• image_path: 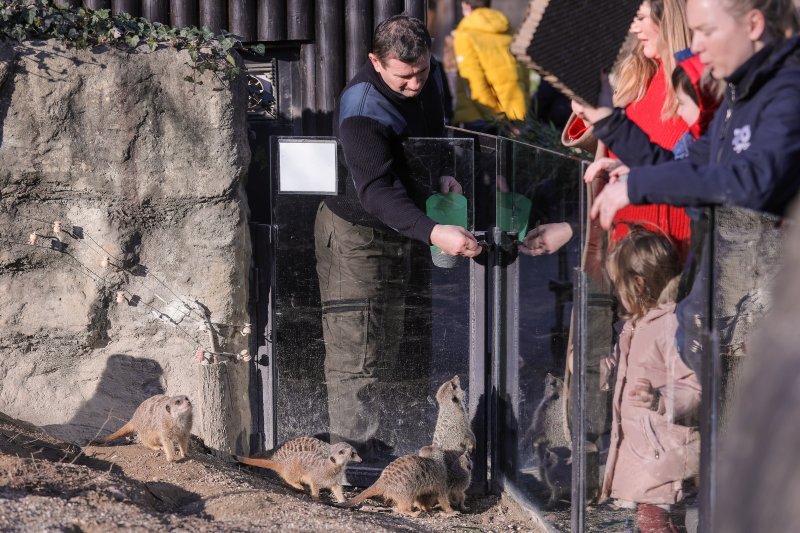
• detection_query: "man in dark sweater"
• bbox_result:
[314,15,481,458]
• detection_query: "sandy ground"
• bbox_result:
[0,413,548,532]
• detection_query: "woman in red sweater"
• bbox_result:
[565,0,694,261]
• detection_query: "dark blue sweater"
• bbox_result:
[594,36,800,216]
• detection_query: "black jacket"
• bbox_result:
[594,36,800,216]
[324,59,446,244]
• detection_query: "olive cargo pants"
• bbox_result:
[314,202,409,449]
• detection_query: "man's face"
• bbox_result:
[369,52,431,98]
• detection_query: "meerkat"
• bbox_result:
[237,441,361,503]
[92,394,193,463]
[415,449,472,512]
[526,373,571,456]
[432,375,476,454]
[269,436,330,459]
[430,375,476,510]
[346,445,455,517]
[523,373,573,508]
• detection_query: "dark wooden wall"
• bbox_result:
[64,0,423,44]
[63,0,425,133]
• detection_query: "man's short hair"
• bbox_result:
[372,15,431,64]
[463,0,490,8]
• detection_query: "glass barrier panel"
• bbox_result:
[575,190,710,531]
[711,206,781,432]
[270,137,480,483]
[494,137,583,529]
[704,206,782,530]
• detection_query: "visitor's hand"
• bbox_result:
[584,157,622,183]
[518,223,573,256]
[430,225,482,257]
[571,99,613,125]
[608,164,630,183]
[590,181,630,230]
[628,378,659,410]
[439,175,463,194]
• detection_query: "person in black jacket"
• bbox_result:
[314,15,482,459]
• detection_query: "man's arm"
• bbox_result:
[340,115,438,243]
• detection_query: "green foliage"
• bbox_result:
[0,0,264,82]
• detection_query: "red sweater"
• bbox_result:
[567,64,691,262]
[615,63,690,261]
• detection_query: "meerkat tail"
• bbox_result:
[345,482,382,507]
[93,421,135,444]
[236,456,284,476]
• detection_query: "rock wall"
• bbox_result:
[0,40,253,454]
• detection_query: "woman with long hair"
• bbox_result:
[536,0,697,261]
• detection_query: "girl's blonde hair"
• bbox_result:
[724,0,800,38]
[613,0,692,119]
[606,227,682,322]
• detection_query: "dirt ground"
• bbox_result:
[0,413,547,532]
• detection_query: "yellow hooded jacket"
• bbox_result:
[452,8,528,123]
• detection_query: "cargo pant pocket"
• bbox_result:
[322,299,373,376]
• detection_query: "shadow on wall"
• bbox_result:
[43,354,165,444]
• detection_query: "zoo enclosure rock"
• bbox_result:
[0,40,253,454]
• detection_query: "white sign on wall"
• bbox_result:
[277,138,338,195]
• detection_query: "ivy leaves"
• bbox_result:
[0,0,262,83]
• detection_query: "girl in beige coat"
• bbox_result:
[603,228,701,532]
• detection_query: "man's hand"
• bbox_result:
[430,225,482,257]
[584,157,622,183]
[590,180,630,230]
[518,223,573,256]
[439,175,463,194]
[628,378,660,411]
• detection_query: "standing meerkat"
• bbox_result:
[432,375,476,453]
[431,375,476,510]
[346,445,455,517]
[93,394,193,463]
[237,441,361,503]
